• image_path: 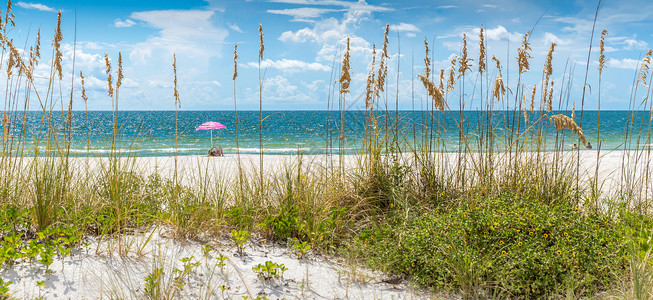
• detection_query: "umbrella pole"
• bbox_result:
[211,130,214,148]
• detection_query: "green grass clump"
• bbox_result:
[353,193,628,297]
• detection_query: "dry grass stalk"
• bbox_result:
[457,33,472,78]
[54,11,64,80]
[438,69,444,92]
[80,71,88,102]
[571,101,576,120]
[418,74,445,111]
[492,72,505,101]
[66,94,73,125]
[116,52,123,90]
[2,113,7,144]
[365,44,376,109]
[423,38,430,78]
[104,54,113,97]
[547,79,554,112]
[637,49,652,87]
[492,55,501,70]
[522,94,528,123]
[258,24,264,60]
[6,41,15,77]
[447,56,456,91]
[551,114,589,147]
[375,24,389,96]
[478,26,486,74]
[339,37,351,94]
[529,84,536,112]
[233,43,239,80]
[173,54,180,107]
[491,56,505,101]
[3,0,15,30]
[599,29,608,74]
[517,31,532,74]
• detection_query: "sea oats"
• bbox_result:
[547,79,554,112]
[173,54,180,107]
[457,33,472,78]
[54,11,63,80]
[491,55,501,71]
[80,71,88,103]
[339,37,351,94]
[542,42,556,104]
[418,74,445,111]
[104,54,113,97]
[492,72,505,100]
[4,0,15,29]
[598,29,607,74]
[116,52,123,90]
[637,49,652,87]
[438,69,445,94]
[529,84,536,112]
[365,44,376,109]
[517,31,532,74]
[258,24,264,60]
[447,56,457,91]
[424,38,431,78]
[6,41,15,77]
[478,25,486,74]
[551,114,589,147]
[35,29,41,61]
[376,24,389,96]
[571,101,576,120]
[233,43,239,80]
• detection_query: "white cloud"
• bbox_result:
[607,58,639,70]
[245,58,330,73]
[436,5,457,9]
[543,32,571,46]
[16,2,55,12]
[262,75,314,103]
[227,23,242,33]
[390,22,420,33]
[127,9,229,62]
[266,0,392,13]
[114,19,136,28]
[267,7,341,21]
[279,28,319,42]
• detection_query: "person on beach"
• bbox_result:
[586,142,592,149]
[208,147,223,157]
[572,144,578,150]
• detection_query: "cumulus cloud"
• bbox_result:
[390,22,420,33]
[607,58,640,70]
[16,2,55,12]
[114,19,136,28]
[267,7,341,21]
[227,22,243,33]
[127,9,229,62]
[245,59,330,73]
[279,28,319,42]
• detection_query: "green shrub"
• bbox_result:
[353,193,628,297]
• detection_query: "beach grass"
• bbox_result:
[1,4,653,299]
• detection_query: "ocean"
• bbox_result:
[1,110,651,156]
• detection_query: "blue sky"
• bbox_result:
[6,0,653,110]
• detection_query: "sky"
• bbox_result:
[5,0,653,110]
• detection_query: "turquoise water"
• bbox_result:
[1,110,651,156]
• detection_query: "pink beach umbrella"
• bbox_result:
[195,121,227,148]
